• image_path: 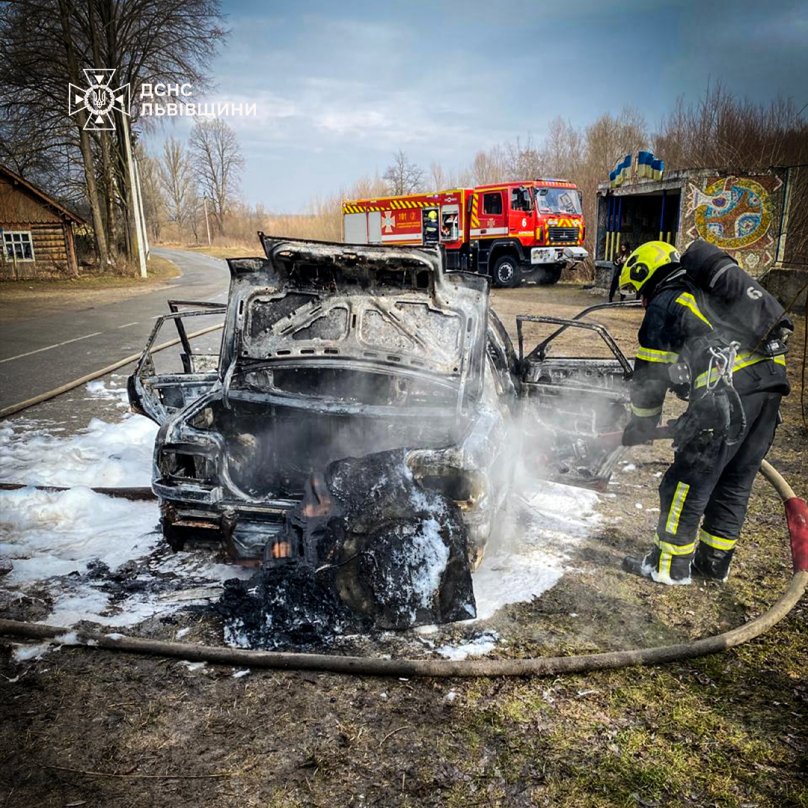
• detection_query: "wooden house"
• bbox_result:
[0,164,86,278]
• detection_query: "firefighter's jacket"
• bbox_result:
[629,274,789,438]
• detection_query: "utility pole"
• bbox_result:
[203,195,212,246]
[121,113,147,278]
[133,156,150,259]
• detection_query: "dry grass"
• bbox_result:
[179,243,257,260]
[0,253,179,293]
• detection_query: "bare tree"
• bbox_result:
[383,150,425,195]
[348,174,388,200]
[135,147,164,241]
[429,162,447,191]
[453,165,475,188]
[502,136,545,180]
[0,115,79,199]
[583,107,648,177]
[654,85,808,263]
[158,137,199,236]
[470,147,506,185]
[189,118,244,235]
[56,0,112,267]
[541,117,583,179]
[0,0,226,271]
[654,84,808,172]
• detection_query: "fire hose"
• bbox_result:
[1,459,806,678]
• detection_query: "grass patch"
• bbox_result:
[0,253,179,298]
[449,653,807,807]
[145,253,182,280]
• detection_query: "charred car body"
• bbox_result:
[129,235,636,629]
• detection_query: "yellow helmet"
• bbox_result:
[619,241,680,295]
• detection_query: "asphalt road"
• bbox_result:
[0,248,231,414]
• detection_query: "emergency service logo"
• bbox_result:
[68,69,130,131]
[382,211,396,232]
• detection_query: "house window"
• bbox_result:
[3,231,35,261]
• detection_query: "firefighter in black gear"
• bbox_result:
[618,241,789,584]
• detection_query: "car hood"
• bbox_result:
[223,237,489,388]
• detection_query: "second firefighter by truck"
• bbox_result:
[619,240,790,585]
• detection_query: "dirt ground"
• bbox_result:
[1,281,807,807]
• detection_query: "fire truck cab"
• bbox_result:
[343,179,588,287]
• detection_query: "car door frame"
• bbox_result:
[128,300,226,424]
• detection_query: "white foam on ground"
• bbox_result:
[0,409,157,489]
[0,482,251,629]
[84,378,130,407]
[472,481,601,620]
[12,642,55,662]
[0,394,250,633]
[436,631,498,660]
[1,487,157,583]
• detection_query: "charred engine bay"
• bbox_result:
[209,395,463,501]
[139,239,494,642]
[218,451,475,648]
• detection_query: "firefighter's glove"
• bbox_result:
[621,417,657,446]
[673,391,731,450]
[777,316,795,342]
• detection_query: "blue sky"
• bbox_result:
[146,0,808,212]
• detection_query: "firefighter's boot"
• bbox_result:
[692,543,735,582]
[622,545,692,585]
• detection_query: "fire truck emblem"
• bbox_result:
[381,211,395,233]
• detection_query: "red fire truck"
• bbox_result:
[342,179,588,286]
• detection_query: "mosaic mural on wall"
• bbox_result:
[686,174,782,274]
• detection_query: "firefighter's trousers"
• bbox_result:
[654,390,782,561]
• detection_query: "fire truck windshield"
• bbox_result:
[535,187,582,215]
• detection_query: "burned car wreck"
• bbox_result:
[129,235,636,634]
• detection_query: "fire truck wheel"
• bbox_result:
[492,256,518,288]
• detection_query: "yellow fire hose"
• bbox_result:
[1,459,806,677]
